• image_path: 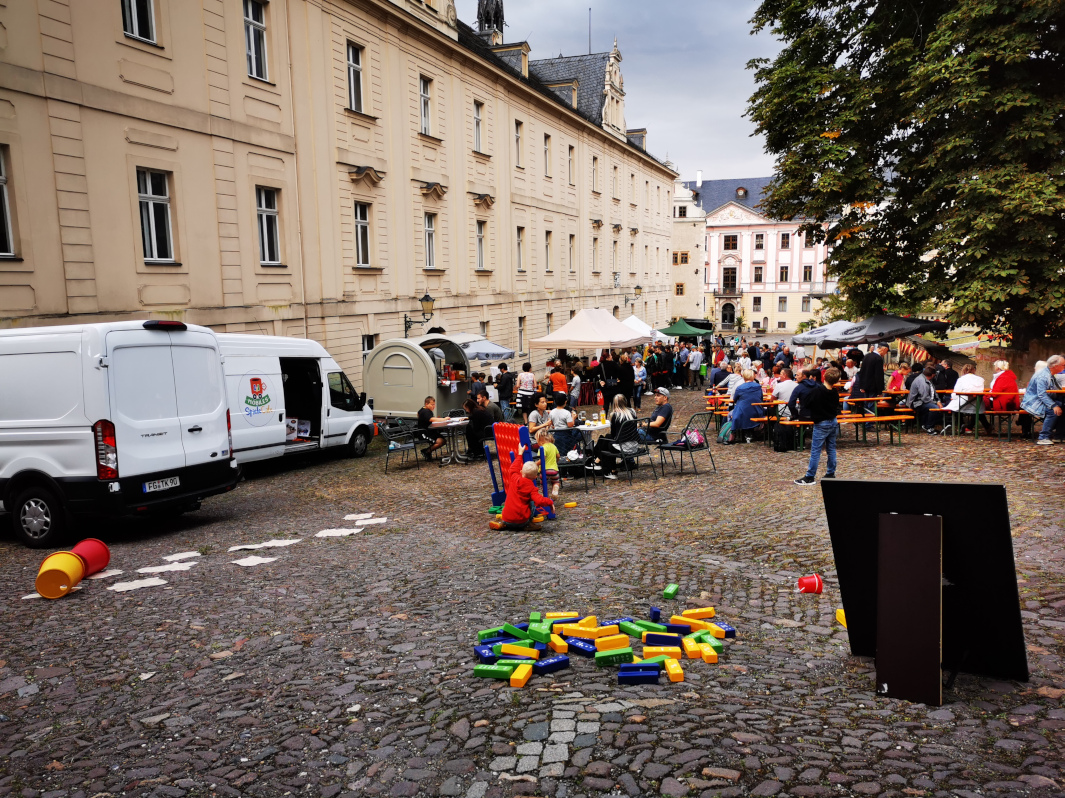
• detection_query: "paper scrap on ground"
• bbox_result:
[139,672,156,681]
[163,551,201,562]
[109,577,168,592]
[137,562,197,574]
[87,569,123,580]
[230,556,278,567]
[227,539,302,552]
[315,528,363,538]
[344,513,375,521]
[355,517,388,525]
[22,585,84,600]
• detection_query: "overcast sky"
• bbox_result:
[454,0,782,181]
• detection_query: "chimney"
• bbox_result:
[696,170,703,188]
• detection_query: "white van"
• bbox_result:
[216,334,374,464]
[0,320,239,547]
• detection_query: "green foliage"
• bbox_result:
[747,0,1065,348]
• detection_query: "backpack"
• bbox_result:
[717,419,736,445]
[773,422,796,452]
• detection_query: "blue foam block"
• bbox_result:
[663,623,693,634]
[600,616,635,627]
[618,670,660,685]
[533,654,571,675]
[479,635,514,647]
[712,621,737,639]
[564,637,597,657]
[619,661,663,672]
[550,616,585,630]
[643,633,684,647]
[474,645,498,664]
[649,607,661,622]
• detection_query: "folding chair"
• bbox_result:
[656,412,717,474]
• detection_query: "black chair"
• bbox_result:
[601,418,657,483]
[556,430,597,492]
[381,419,420,473]
[657,412,717,475]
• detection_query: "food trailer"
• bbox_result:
[363,333,486,419]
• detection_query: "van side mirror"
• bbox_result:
[355,392,366,411]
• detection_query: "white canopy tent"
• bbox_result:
[621,314,673,344]
[529,308,652,350]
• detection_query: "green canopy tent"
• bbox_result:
[657,319,713,338]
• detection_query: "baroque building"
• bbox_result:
[679,177,837,336]
[0,0,676,386]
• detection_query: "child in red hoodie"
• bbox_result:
[490,444,554,531]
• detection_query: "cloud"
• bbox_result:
[455,0,781,180]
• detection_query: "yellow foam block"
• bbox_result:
[664,658,684,683]
[681,606,716,619]
[681,637,702,659]
[836,608,847,629]
[632,655,643,663]
[595,634,631,652]
[510,663,533,688]
[545,612,579,619]
[699,643,718,664]
[577,616,598,629]
[566,624,620,640]
[671,614,712,631]
[549,634,569,653]
[501,643,540,660]
[643,645,683,658]
[705,624,727,639]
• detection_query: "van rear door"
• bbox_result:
[106,330,185,477]
[170,331,229,467]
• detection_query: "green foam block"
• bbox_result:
[619,621,646,637]
[594,647,634,667]
[663,583,679,599]
[639,654,671,666]
[502,622,532,640]
[474,664,515,679]
[526,622,552,643]
[529,612,542,622]
[632,620,668,632]
[701,637,724,654]
[477,626,505,642]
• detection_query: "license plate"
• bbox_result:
[143,476,180,493]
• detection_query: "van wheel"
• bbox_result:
[349,429,370,458]
[12,485,66,549]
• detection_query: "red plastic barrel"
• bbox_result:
[71,538,110,577]
[796,574,823,594]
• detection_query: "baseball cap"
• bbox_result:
[656,387,670,398]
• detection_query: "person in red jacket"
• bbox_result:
[980,360,1020,435]
[490,444,554,531]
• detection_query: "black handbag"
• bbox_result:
[601,365,619,388]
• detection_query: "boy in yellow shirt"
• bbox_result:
[536,429,562,498]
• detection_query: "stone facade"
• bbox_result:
[0,0,676,388]
[671,179,709,321]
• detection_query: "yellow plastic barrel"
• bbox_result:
[35,551,86,599]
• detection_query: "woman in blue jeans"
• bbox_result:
[795,368,842,485]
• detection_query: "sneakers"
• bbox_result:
[585,462,602,471]
[604,473,618,480]
[421,447,433,461]
[794,475,816,485]
[922,426,937,434]
[1036,439,1056,445]
[823,473,835,479]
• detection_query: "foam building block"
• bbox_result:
[642,632,683,646]
[618,668,660,685]
[549,634,568,653]
[526,622,553,643]
[577,616,598,629]
[618,621,647,637]
[640,654,670,666]
[510,663,533,688]
[594,647,634,667]
[664,623,695,635]
[663,584,679,599]
[474,645,498,663]
[529,612,542,622]
[478,626,505,642]
[649,606,661,622]
[620,660,663,673]
[545,612,579,620]
[565,637,597,657]
[533,654,570,675]
[836,608,847,628]
[681,637,702,659]
[560,624,620,640]
[632,620,668,633]
[708,621,737,639]
[595,634,631,652]
[682,607,716,619]
[670,615,706,630]
[474,664,515,679]
[664,658,685,683]
[699,644,719,664]
[502,623,532,640]
[643,645,683,659]
[500,643,539,660]
[600,617,635,627]
[701,636,724,654]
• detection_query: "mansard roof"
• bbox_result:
[682,177,774,215]
[527,53,611,126]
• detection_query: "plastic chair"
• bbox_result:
[603,418,658,483]
[381,419,420,473]
[656,412,717,474]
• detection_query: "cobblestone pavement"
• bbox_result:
[1,388,1064,798]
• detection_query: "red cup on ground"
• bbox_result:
[71,538,110,577]
[797,574,823,594]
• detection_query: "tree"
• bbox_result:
[747,0,1065,349]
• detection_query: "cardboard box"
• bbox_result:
[285,417,298,441]
[297,419,311,438]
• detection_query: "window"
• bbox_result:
[754,233,764,250]
[592,156,599,191]
[672,252,678,266]
[122,0,155,42]
[476,220,486,270]
[243,0,268,80]
[723,234,738,251]
[516,226,524,271]
[546,313,553,335]
[361,334,377,353]
[514,120,523,166]
[479,321,489,336]
[675,283,685,296]
[777,320,787,329]
[612,166,619,197]
[677,206,687,218]
[804,232,814,248]
[420,77,432,135]
[752,296,762,312]
[354,202,370,267]
[0,151,12,256]
[779,264,789,282]
[754,266,763,283]
[679,252,689,265]
[256,186,281,265]
[592,237,599,271]
[328,372,358,412]
[568,146,575,184]
[473,101,483,151]
[630,173,635,198]
[570,309,576,319]
[645,181,649,204]
[780,232,791,249]
[347,43,364,112]
[137,168,173,262]
[802,296,811,312]
[518,316,525,352]
[803,263,813,282]
[544,134,551,176]
[612,240,618,271]
[424,213,436,269]
[778,296,788,312]
[544,230,552,271]
[568,234,575,272]
[629,243,635,273]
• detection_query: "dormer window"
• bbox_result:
[736,187,748,199]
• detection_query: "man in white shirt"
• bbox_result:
[771,368,798,418]
[687,346,703,389]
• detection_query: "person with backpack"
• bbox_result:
[794,368,843,485]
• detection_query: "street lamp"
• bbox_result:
[624,284,643,307]
[403,293,435,337]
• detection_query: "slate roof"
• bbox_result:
[681,177,774,215]
[527,53,609,126]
